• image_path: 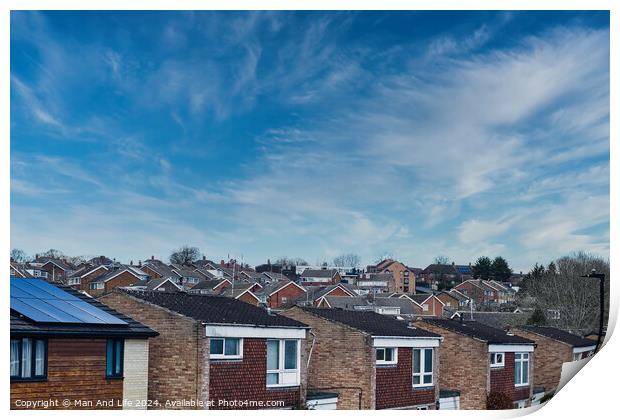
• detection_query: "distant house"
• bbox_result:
[514,326,596,395]
[88,268,143,296]
[417,319,535,409]
[40,259,72,282]
[131,277,183,292]
[170,267,206,287]
[317,296,420,316]
[10,277,158,409]
[66,264,109,290]
[454,279,515,307]
[10,261,29,278]
[405,294,446,317]
[299,268,341,286]
[259,280,307,309]
[295,283,358,307]
[99,290,310,409]
[189,279,232,295]
[366,260,415,293]
[355,273,394,294]
[282,307,442,409]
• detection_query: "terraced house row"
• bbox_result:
[10,275,596,410]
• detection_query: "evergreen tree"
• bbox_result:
[472,256,493,280]
[491,256,512,282]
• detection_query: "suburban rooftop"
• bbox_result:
[518,325,596,348]
[299,306,441,338]
[423,318,534,345]
[119,289,308,328]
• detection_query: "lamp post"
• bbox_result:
[580,269,606,353]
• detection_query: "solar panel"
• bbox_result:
[10,278,127,325]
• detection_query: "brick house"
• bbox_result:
[40,259,72,282]
[88,268,143,296]
[408,294,446,317]
[66,265,109,290]
[295,283,358,307]
[98,289,310,409]
[417,318,535,409]
[282,307,442,410]
[513,326,596,395]
[366,260,415,294]
[11,278,158,410]
[317,296,420,316]
[259,280,307,309]
[10,261,29,278]
[436,290,470,310]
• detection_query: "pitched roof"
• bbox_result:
[11,282,157,338]
[323,296,419,314]
[190,279,229,291]
[299,307,441,338]
[422,319,534,345]
[41,258,72,271]
[120,289,307,328]
[454,311,530,330]
[260,280,305,297]
[517,326,596,348]
[90,267,141,284]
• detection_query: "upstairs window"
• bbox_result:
[106,338,124,378]
[490,352,505,368]
[210,338,242,359]
[515,353,530,386]
[10,338,47,381]
[267,339,300,387]
[413,348,433,387]
[376,347,398,365]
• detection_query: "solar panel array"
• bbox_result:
[10,277,127,325]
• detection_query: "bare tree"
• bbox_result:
[170,246,201,266]
[273,257,308,266]
[11,248,27,263]
[524,252,609,334]
[39,249,65,259]
[433,255,450,265]
[375,252,394,264]
[333,253,361,268]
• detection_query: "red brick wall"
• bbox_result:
[208,338,302,409]
[437,293,459,309]
[282,307,375,409]
[142,266,161,279]
[41,262,66,282]
[415,297,445,317]
[375,347,436,409]
[103,272,141,294]
[237,291,260,306]
[79,267,108,291]
[489,352,532,403]
[267,284,306,309]
[11,338,123,410]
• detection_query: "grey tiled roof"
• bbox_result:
[120,289,307,328]
[517,326,596,347]
[423,319,534,345]
[300,307,441,338]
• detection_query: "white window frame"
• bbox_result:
[375,347,398,365]
[514,353,530,387]
[266,339,300,388]
[67,278,80,286]
[490,352,505,368]
[412,348,434,388]
[209,337,243,360]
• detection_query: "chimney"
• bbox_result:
[203,255,206,261]
[138,260,142,267]
[151,255,154,260]
[130,260,133,266]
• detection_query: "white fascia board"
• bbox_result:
[573,345,596,354]
[488,344,535,353]
[373,336,441,348]
[204,324,307,339]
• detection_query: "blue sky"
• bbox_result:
[10,11,609,271]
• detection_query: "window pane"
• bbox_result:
[267,372,279,385]
[523,361,529,383]
[21,338,32,378]
[376,348,385,361]
[413,349,420,373]
[284,340,297,369]
[423,374,433,384]
[424,349,433,373]
[10,339,20,377]
[515,361,522,384]
[115,340,123,375]
[210,338,224,355]
[413,375,420,385]
[106,339,114,376]
[385,348,394,362]
[224,338,239,356]
[35,340,45,376]
[267,340,279,370]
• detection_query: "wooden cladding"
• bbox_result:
[11,338,123,410]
